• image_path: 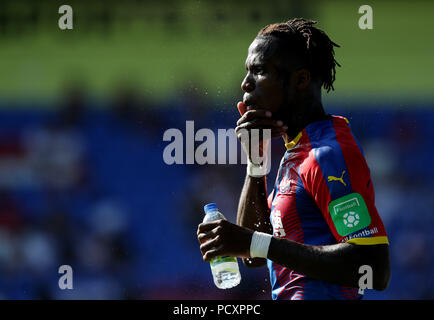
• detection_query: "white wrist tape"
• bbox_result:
[247,160,268,178]
[244,131,271,178]
[250,231,272,258]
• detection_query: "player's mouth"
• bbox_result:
[243,93,254,105]
[243,98,257,110]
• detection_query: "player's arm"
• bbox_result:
[234,102,286,268]
[236,175,272,268]
[197,221,390,290]
[196,101,285,268]
[268,239,390,290]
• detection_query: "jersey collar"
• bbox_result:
[283,131,302,150]
[282,115,349,150]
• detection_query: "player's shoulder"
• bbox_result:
[309,116,361,159]
[311,142,354,163]
[301,116,363,175]
[306,137,344,166]
[301,143,342,175]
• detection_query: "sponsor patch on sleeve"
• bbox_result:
[328,193,371,236]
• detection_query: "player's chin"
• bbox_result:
[243,99,263,111]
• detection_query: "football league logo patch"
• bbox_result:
[328,193,371,236]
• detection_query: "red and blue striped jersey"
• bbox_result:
[267,115,388,300]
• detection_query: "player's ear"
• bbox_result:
[294,69,311,90]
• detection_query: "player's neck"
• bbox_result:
[285,98,327,140]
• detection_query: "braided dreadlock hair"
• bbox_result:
[257,18,341,92]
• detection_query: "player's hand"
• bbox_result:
[235,101,287,165]
[235,101,288,139]
[197,219,253,261]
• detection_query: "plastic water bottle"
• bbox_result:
[203,203,241,289]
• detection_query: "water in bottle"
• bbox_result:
[203,203,241,289]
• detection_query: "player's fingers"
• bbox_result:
[236,109,272,126]
[203,244,224,262]
[200,235,223,255]
[237,109,272,126]
[236,127,287,143]
[197,227,222,244]
[197,220,222,235]
[197,221,225,244]
[197,232,208,244]
[237,101,247,116]
[236,119,284,130]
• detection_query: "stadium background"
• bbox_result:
[0,0,433,299]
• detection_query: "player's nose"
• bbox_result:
[241,74,255,93]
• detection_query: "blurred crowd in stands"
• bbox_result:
[0,84,433,299]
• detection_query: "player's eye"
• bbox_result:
[252,67,264,75]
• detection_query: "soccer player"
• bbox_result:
[197,18,390,300]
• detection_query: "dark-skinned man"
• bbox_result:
[197,18,390,300]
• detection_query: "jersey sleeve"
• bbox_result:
[299,141,388,246]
